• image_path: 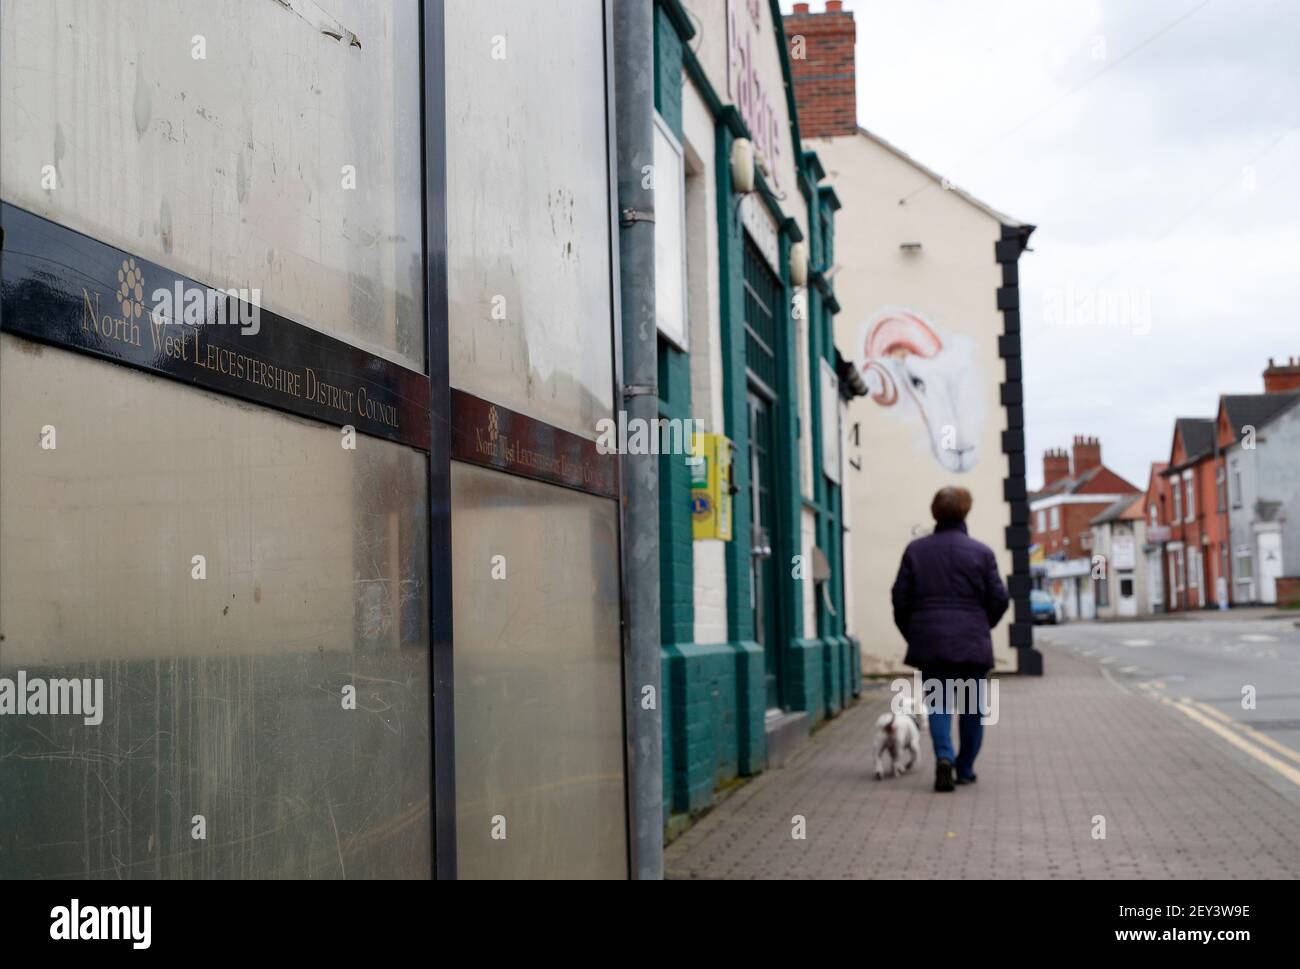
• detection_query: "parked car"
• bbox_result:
[1030,589,1064,625]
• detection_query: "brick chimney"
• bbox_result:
[783,2,857,139]
[1072,435,1101,475]
[1043,448,1070,486]
[1263,356,1300,393]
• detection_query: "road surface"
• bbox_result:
[1038,614,1300,800]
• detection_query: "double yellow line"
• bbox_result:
[1136,681,1300,787]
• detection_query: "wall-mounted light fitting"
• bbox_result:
[789,242,808,286]
[730,137,755,194]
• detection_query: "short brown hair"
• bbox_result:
[931,486,973,525]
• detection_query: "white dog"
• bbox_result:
[873,699,923,780]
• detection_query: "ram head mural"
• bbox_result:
[858,308,984,473]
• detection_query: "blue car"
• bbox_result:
[1030,589,1063,625]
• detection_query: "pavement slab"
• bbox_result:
[665,647,1300,879]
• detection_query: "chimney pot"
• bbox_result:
[783,1,857,138]
[1264,356,1300,393]
[1072,435,1102,475]
[1043,448,1071,486]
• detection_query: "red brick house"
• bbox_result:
[1030,437,1140,618]
[1160,417,1230,611]
[1031,437,1141,558]
[1144,360,1300,613]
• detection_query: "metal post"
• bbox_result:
[612,0,663,880]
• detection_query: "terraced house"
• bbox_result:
[653,0,860,834]
[1217,360,1300,606]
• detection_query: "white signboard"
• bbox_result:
[741,194,780,275]
[653,114,688,350]
[1112,534,1136,571]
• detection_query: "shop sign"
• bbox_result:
[728,0,783,192]
[0,203,430,450]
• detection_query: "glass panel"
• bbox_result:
[451,462,626,879]
[445,0,615,439]
[743,235,780,392]
[0,0,424,370]
[0,336,431,878]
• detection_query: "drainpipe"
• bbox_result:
[612,0,663,881]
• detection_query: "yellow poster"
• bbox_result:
[691,432,732,541]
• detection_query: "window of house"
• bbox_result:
[1216,466,1226,512]
[1236,547,1253,579]
[1232,462,1242,509]
[1096,573,1110,608]
[1149,503,1158,527]
[1184,475,1195,522]
[1188,549,1200,588]
[1037,509,1046,533]
[1172,485,1181,522]
[1171,551,1183,590]
[1049,507,1060,530]
[742,234,780,393]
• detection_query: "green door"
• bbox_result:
[742,234,783,711]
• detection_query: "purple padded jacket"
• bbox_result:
[890,521,1010,671]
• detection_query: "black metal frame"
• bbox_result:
[419,0,456,879]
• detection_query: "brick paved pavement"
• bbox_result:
[665,647,1300,879]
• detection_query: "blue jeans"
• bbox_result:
[922,671,986,779]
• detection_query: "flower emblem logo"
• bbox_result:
[488,406,499,442]
[116,258,144,320]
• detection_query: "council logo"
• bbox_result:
[116,258,145,321]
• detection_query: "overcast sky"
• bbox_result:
[781,0,1300,489]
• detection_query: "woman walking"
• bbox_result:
[890,487,1009,791]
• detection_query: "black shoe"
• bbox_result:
[934,759,955,792]
[955,772,977,786]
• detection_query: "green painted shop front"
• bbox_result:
[654,0,860,832]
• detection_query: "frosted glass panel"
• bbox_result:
[0,0,425,369]
[0,335,431,878]
[445,0,615,438]
[451,462,626,879]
